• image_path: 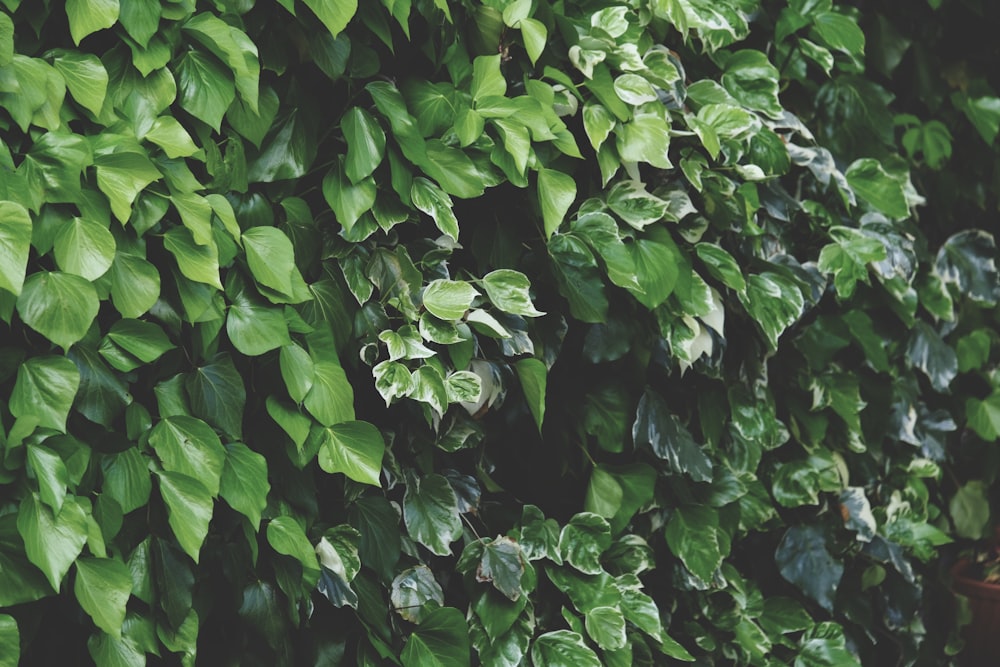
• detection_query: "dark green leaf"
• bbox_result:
[530,630,601,667]
[148,416,226,497]
[775,525,843,611]
[185,354,246,439]
[404,473,463,556]
[401,606,470,667]
[633,391,712,482]
[220,442,269,528]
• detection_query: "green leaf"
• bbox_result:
[317,421,384,486]
[315,527,361,608]
[953,93,1000,144]
[950,481,990,540]
[349,496,401,581]
[401,606,470,667]
[0,201,30,296]
[66,0,119,45]
[628,229,682,309]
[149,416,226,497]
[102,448,151,514]
[520,18,547,65]
[220,442,269,528]
[280,343,314,404]
[94,151,161,224]
[721,49,782,118]
[304,358,355,426]
[17,493,89,591]
[422,279,479,320]
[27,445,69,513]
[935,230,999,305]
[74,558,132,638]
[514,358,546,431]
[411,177,459,240]
[0,615,17,667]
[967,392,1000,441]
[775,525,843,611]
[16,271,99,350]
[404,473,463,556]
[242,226,297,297]
[738,272,804,349]
[633,391,712,482]
[109,253,160,318]
[472,54,506,102]
[391,565,444,623]
[906,321,957,392]
[538,169,577,239]
[11,356,80,432]
[266,515,320,586]
[478,537,525,602]
[145,116,199,158]
[182,12,260,111]
[559,512,611,575]
[844,158,908,218]
[665,506,723,582]
[482,270,544,317]
[119,0,160,47]
[322,158,376,232]
[343,106,387,183]
[616,113,673,169]
[226,292,290,355]
[696,243,746,292]
[185,354,246,440]
[53,51,108,116]
[585,606,627,650]
[812,12,865,56]
[303,0,357,37]
[530,630,601,667]
[176,49,235,132]
[106,318,174,364]
[54,217,116,281]
[549,234,608,323]
[156,471,214,563]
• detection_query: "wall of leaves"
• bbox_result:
[0,0,998,665]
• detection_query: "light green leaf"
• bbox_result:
[267,515,320,586]
[538,168,577,239]
[17,493,89,591]
[967,393,1000,441]
[303,0,357,37]
[74,558,132,638]
[149,415,226,497]
[317,421,384,486]
[585,606,627,650]
[721,49,782,118]
[106,319,174,364]
[472,54,506,102]
[176,49,235,132]
[66,0,119,45]
[665,505,723,582]
[627,230,681,309]
[220,442,269,528]
[479,537,525,601]
[812,12,865,56]
[322,158,376,232]
[422,279,479,320]
[94,151,161,224]
[182,12,260,111]
[531,630,601,667]
[53,51,108,116]
[54,217,116,280]
[242,226,297,296]
[845,158,908,219]
[304,358,355,426]
[17,271,99,350]
[109,253,160,318]
[411,177,459,240]
[401,606,470,667]
[11,356,80,432]
[280,343,314,404]
[616,114,672,169]
[27,445,69,513]
[520,18,547,65]
[950,481,991,540]
[156,471,214,563]
[515,358,546,431]
[0,201,31,295]
[482,269,544,317]
[404,473,463,556]
[696,243,746,292]
[738,272,805,349]
[226,292,290,355]
[583,102,616,151]
[102,448,151,514]
[145,116,199,158]
[119,0,160,47]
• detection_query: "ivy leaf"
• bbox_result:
[106,319,174,364]
[401,606,470,667]
[322,158,376,232]
[163,227,222,290]
[422,279,480,320]
[845,158,908,219]
[935,230,999,305]
[520,18,547,65]
[343,106,386,183]
[16,271,99,351]
[514,358,546,431]
[65,0,119,45]
[26,445,69,514]
[148,416,226,497]
[220,443,269,528]
[109,253,160,318]
[94,151,161,224]
[349,496,401,582]
[0,201,31,296]
[476,537,525,602]
[10,356,80,432]
[404,473,463,556]
[316,421,385,486]
[812,12,865,56]
[17,493,89,591]
[226,292,291,356]
[950,481,990,540]
[304,358,355,426]
[185,354,246,440]
[775,525,843,612]
[303,0,358,37]
[738,272,804,349]
[145,116,200,158]
[280,344,314,404]
[721,49,782,118]
[482,270,544,317]
[559,512,612,575]
[54,217,116,281]
[530,630,602,667]
[176,49,235,132]
[906,321,957,393]
[538,168,577,239]
[74,558,132,639]
[967,392,1000,441]
[411,177,459,240]
[665,505,723,582]
[633,391,712,482]
[0,615,17,667]
[315,528,361,609]
[267,516,320,587]
[52,51,108,116]
[391,565,444,623]
[584,606,627,650]
[102,448,151,514]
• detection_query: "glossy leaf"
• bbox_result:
[16,272,99,350]
[11,356,80,432]
[74,558,132,638]
[317,421,385,486]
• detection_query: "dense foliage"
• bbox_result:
[0,0,998,665]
